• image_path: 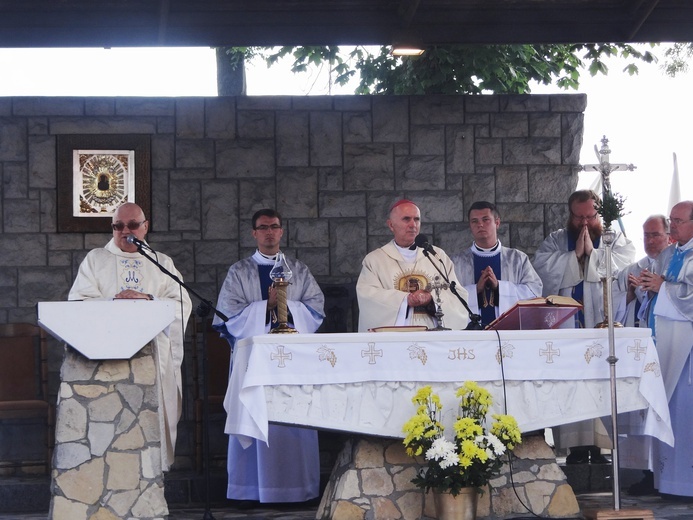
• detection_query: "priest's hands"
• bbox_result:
[115,289,153,300]
[267,284,278,309]
[575,225,594,259]
[639,269,664,293]
[407,289,432,307]
[476,266,498,293]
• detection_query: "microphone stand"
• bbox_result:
[134,244,226,520]
[419,248,483,330]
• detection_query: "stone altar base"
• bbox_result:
[49,345,168,520]
[317,434,580,520]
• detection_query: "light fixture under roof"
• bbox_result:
[391,45,425,56]
[391,32,425,56]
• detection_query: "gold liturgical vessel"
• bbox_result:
[269,252,298,334]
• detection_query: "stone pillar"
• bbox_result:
[49,345,168,520]
[317,434,580,520]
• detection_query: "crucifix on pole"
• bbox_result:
[579,135,637,236]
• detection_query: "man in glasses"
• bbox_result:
[213,208,324,505]
[68,202,192,471]
[534,189,635,328]
[614,215,671,328]
[533,189,635,465]
[640,200,693,499]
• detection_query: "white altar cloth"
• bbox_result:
[224,328,673,448]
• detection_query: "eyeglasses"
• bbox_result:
[254,224,282,231]
[571,212,599,223]
[112,220,146,231]
[667,218,692,226]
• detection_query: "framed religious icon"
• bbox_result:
[57,135,151,232]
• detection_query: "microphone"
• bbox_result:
[414,234,438,256]
[126,235,148,250]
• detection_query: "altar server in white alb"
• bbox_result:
[68,202,192,471]
[451,201,542,327]
[213,208,325,504]
[641,201,693,498]
[356,199,469,332]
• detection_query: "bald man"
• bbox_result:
[356,199,469,331]
[69,202,192,471]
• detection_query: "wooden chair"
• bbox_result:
[0,323,53,473]
[191,319,231,471]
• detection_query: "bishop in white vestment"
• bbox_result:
[356,200,469,332]
[68,203,192,471]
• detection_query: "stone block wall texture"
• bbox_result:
[0,93,586,469]
[317,435,580,520]
[50,345,167,520]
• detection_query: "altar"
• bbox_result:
[225,328,672,519]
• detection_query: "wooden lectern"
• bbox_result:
[487,295,581,330]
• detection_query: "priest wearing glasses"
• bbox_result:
[533,189,634,466]
[68,202,192,472]
[213,208,325,505]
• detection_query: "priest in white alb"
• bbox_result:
[213,208,325,504]
[533,189,635,464]
[68,202,192,471]
[452,201,542,327]
[356,199,469,332]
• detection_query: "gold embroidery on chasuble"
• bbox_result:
[317,345,337,367]
[394,268,433,319]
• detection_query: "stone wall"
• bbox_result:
[317,435,579,520]
[0,94,586,469]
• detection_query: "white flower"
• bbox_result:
[486,434,506,456]
[425,437,459,468]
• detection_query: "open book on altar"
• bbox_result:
[486,295,581,330]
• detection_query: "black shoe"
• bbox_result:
[628,471,656,496]
[228,499,259,510]
[583,445,610,464]
[659,493,693,503]
[566,447,589,464]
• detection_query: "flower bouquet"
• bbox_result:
[402,382,522,496]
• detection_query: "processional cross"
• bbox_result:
[579,135,637,235]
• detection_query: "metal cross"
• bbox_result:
[427,275,450,331]
[579,135,636,196]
